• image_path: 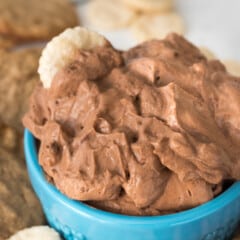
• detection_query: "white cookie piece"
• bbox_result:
[223,60,240,77]
[38,26,107,88]
[8,226,61,240]
[85,0,137,31]
[131,12,185,42]
[199,47,216,60]
[122,0,173,13]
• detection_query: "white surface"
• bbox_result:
[176,0,240,61]
[78,0,240,61]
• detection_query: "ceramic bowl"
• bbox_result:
[24,129,240,240]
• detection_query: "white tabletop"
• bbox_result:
[176,0,240,61]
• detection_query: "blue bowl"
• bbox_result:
[24,129,240,240]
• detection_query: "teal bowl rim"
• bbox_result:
[24,128,240,226]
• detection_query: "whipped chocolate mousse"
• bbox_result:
[23,33,240,216]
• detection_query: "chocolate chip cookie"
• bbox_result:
[0,148,45,239]
[0,0,79,42]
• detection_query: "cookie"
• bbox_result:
[0,35,17,49]
[131,12,185,42]
[199,47,216,60]
[121,0,173,13]
[223,60,240,77]
[0,122,23,157]
[39,26,107,88]
[0,148,45,239]
[7,226,61,240]
[85,0,137,30]
[0,0,79,41]
[0,48,41,131]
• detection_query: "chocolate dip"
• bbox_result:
[23,34,240,216]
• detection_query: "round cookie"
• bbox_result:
[0,148,45,239]
[0,0,79,41]
[223,60,240,77]
[38,26,108,88]
[131,12,185,42]
[0,48,41,132]
[8,226,61,240]
[0,35,17,49]
[0,122,23,157]
[121,0,173,13]
[85,0,137,30]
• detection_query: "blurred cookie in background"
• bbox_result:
[131,12,184,41]
[122,0,173,13]
[0,35,18,50]
[0,122,23,158]
[0,148,45,240]
[223,60,240,77]
[0,0,79,42]
[85,0,137,30]
[84,0,185,43]
[7,226,61,240]
[0,48,41,132]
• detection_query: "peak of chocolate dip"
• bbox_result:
[23,34,240,216]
